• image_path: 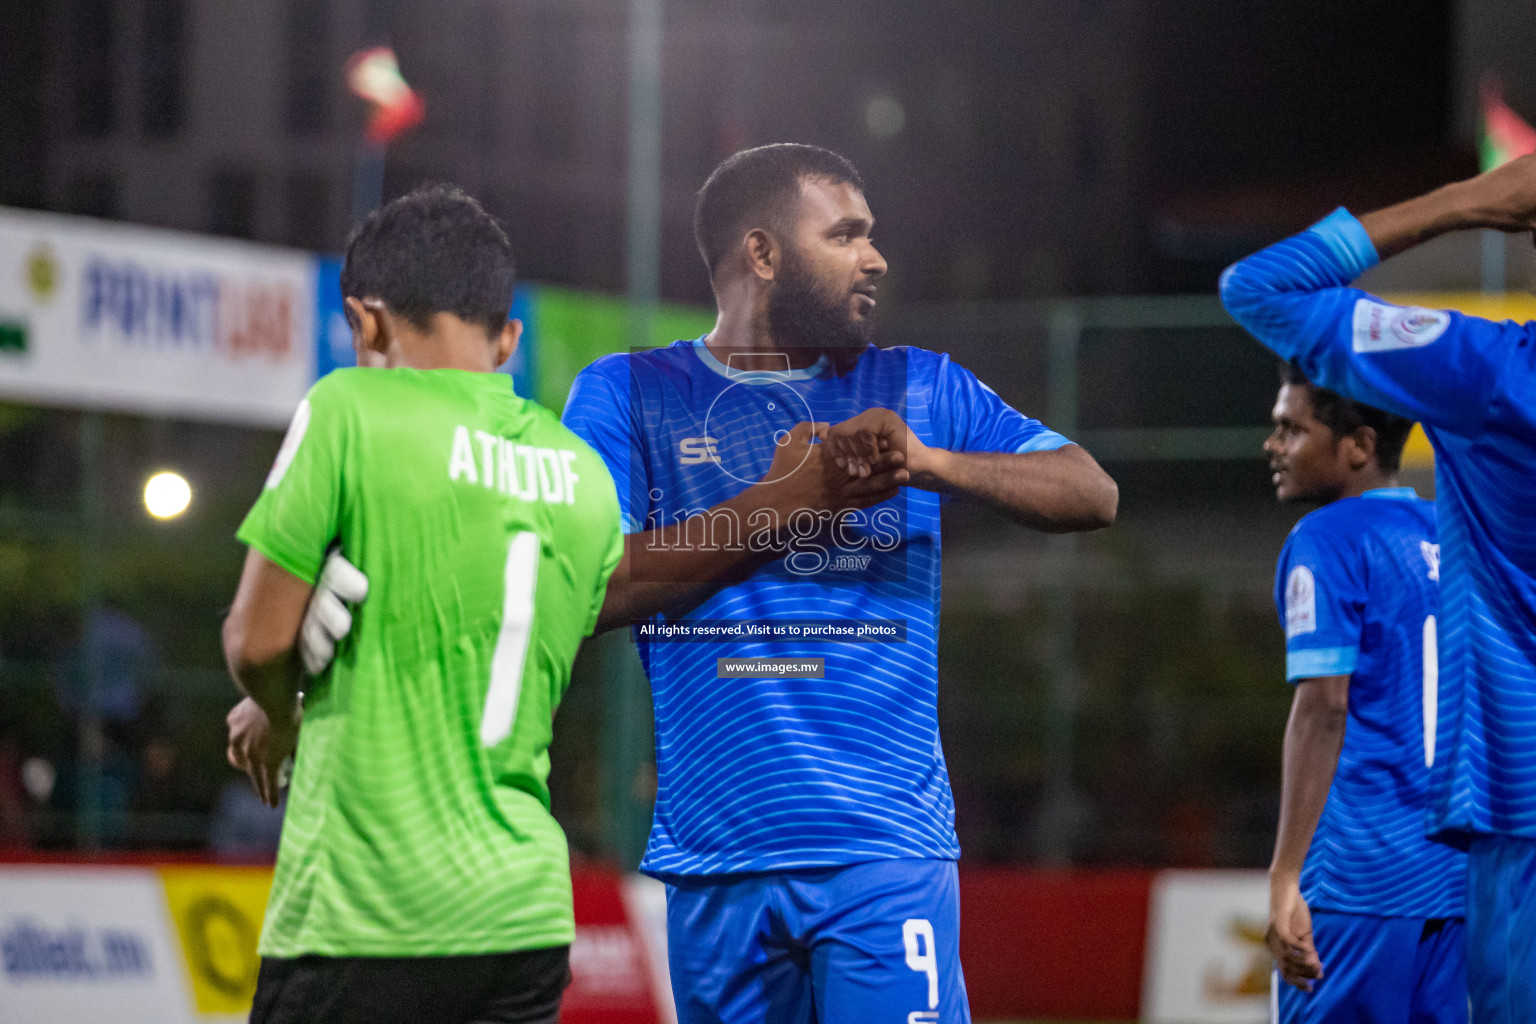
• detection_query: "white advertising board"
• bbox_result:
[0,863,674,1023]
[622,874,677,1024]
[0,207,314,427]
[1142,869,1273,1024]
[0,865,192,1024]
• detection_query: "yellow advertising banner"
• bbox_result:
[1402,423,1434,469]
[157,865,273,1016]
[1382,291,1536,324]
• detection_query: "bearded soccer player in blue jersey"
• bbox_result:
[1222,155,1536,1024]
[1263,366,1465,1024]
[556,144,1118,1023]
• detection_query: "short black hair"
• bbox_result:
[340,183,515,335]
[1280,363,1415,470]
[693,144,865,278]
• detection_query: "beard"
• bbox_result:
[766,249,874,371]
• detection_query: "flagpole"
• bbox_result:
[352,142,387,226]
[600,0,665,872]
[1481,230,1505,295]
[345,47,424,225]
[1477,73,1534,295]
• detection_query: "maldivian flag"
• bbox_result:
[1479,74,1536,171]
[346,47,425,146]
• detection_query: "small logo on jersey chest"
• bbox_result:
[1421,540,1441,581]
[679,436,720,465]
[1285,565,1317,638]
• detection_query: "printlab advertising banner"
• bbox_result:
[0,208,314,428]
[1142,869,1272,1024]
[0,206,717,430]
[0,863,673,1024]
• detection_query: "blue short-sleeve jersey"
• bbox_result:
[1223,210,1536,843]
[562,338,1071,876]
[1275,490,1464,917]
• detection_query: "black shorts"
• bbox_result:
[249,944,570,1024]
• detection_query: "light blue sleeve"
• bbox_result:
[561,358,643,534]
[929,353,1073,454]
[1273,514,1366,683]
[1220,208,1522,438]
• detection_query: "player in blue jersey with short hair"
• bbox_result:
[1222,155,1536,1024]
[562,144,1118,1023]
[1263,365,1465,1024]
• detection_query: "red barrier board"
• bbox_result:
[562,869,663,1024]
[960,868,1152,1021]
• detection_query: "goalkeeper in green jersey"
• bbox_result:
[221,185,622,1024]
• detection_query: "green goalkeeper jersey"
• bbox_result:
[236,367,622,958]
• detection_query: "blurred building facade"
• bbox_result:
[23,0,1150,303]
[10,0,1480,300]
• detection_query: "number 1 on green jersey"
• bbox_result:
[482,531,540,747]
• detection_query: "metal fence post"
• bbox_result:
[1037,303,1082,865]
[599,0,666,869]
[76,410,104,851]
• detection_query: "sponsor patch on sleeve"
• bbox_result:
[1285,565,1317,638]
[1351,300,1450,353]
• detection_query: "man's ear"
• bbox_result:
[1345,426,1377,470]
[744,228,777,282]
[344,297,392,364]
[494,319,523,369]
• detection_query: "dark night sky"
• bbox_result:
[1145,0,1455,192]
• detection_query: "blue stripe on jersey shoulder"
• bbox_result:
[1287,645,1360,681]
[1306,208,1380,279]
[1015,430,1072,454]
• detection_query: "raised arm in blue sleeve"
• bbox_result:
[1219,208,1520,438]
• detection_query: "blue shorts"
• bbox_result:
[663,858,969,1024]
[1273,909,1465,1024]
[1468,834,1536,1024]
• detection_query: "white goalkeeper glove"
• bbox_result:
[299,549,370,676]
